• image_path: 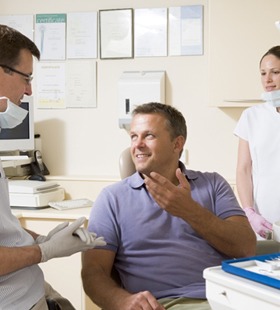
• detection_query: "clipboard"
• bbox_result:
[222,252,280,289]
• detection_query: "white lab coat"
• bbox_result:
[234,102,280,224]
[0,161,45,309]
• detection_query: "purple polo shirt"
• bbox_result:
[88,163,245,299]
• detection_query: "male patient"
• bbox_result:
[82,102,256,310]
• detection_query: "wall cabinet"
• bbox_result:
[209,0,280,107]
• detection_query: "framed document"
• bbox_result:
[99,8,133,59]
[169,5,203,56]
[134,8,167,57]
[35,14,66,60]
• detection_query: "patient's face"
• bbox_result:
[130,113,177,177]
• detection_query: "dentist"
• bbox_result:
[0,24,105,310]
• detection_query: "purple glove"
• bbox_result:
[244,207,272,238]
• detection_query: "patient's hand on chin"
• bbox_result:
[143,172,155,179]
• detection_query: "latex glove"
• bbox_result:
[73,227,106,246]
[36,222,69,244]
[244,207,272,238]
[38,217,106,262]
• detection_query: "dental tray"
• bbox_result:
[222,252,280,289]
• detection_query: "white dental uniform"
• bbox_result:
[0,161,45,309]
[234,102,280,224]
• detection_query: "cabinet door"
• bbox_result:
[20,218,85,310]
[209,0,280,107]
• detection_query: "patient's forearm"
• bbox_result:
[82,267,130,309]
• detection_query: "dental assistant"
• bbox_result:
[234,46,280,239]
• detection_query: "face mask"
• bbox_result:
[0,97,28,129]
[261,89,280,107]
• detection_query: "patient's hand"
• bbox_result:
[119,291,165,310]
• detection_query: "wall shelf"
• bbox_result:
[212,99,264,108]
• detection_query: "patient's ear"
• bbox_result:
[174,136,185,154]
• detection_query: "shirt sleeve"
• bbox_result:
[233,108,250,141]
[212,172,245,219]
[190,171,245,220]
[88,187,120,252]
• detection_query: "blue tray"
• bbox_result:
[222,252,280,290]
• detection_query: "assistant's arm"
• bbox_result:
[82,249,164,310]
[145,169,256,258]
[236,138,254,208]
[236,138,272,237]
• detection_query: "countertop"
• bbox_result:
[11,206,92,220]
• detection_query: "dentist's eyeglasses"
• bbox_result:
[0,64,33,85]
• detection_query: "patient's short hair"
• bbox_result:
[132,102,187,141]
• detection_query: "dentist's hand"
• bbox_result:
[244,207,272,238]
[73,227,106,246]
[38,217,106,262]
[36,222,69,244]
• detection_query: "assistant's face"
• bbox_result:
[260,54,280,92]
[130,113,179,177]
[0,49,33,111]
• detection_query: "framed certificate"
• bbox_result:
[99,8,134,59]
[169,5,203,56]
[134,8,167,57]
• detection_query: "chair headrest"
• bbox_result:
[119,147,136,179]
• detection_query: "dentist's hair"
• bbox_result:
[0,24,40,67]
[132,102,187,141]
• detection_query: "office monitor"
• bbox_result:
[0,96,34,153]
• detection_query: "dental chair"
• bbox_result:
[46,298,60,310]
[119,147,136,179]
[256,240,280,255]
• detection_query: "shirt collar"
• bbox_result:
[179,161,198,181]
[127,161,198,189]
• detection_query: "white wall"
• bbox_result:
[0,0,260,188]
